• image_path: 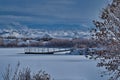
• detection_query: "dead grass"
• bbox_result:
[2,62,52,80]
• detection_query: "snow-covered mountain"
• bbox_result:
[0,28,90,39]
[0,23,90,39]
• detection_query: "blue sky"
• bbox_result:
[0,0,111,28]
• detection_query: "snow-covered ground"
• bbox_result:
[0,48,108,80]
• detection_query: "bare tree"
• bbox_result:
[92,0,120,80]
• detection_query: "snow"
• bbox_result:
[3,39,16,45]
[0,28,90,39]
[17,41,28,46]
[69,49,81,55]
[0,48,108,80]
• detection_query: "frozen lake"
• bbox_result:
[0,48,108,80]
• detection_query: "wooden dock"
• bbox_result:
[24,47,71,54]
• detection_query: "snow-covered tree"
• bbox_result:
[92,0,120,80]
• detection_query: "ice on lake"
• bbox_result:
[0,48,108,80]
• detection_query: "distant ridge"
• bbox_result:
[0,22,89,31]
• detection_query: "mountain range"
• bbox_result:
[0,23,90,39]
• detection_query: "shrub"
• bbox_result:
[2,62,52,80]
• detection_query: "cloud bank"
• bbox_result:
[0,0,111,28]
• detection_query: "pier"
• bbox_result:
[24,47,71,54]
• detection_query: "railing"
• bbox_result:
[24,47,71,54]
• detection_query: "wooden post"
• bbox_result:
[53,48,55,52]
[28,48,30,53]
[42,47,44,53]
[38,48,39,52]
[47,48,49,52]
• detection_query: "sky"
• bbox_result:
[0,0,111,28]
